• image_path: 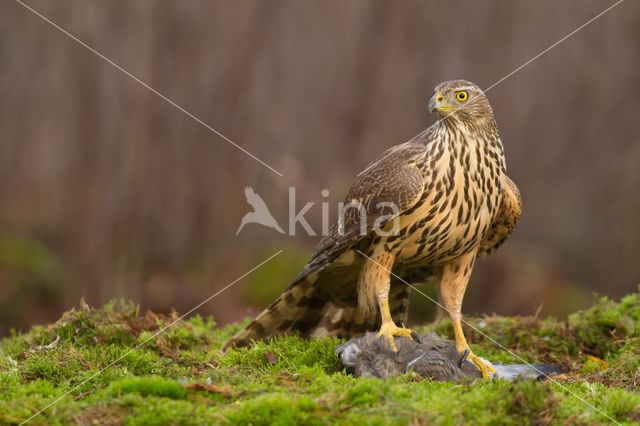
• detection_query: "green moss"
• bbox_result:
[223,393,324,426]
[501,379,557,424]
[569,295,626,357]
[221,334,342,374]
[2,290,640,424]
[107,377,188,400]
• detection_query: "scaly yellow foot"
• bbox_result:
[376,321,420,351]
[465,350,495,378]
[450,317,495,378]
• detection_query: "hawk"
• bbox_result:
[224,80,521,378]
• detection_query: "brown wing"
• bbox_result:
[477,175,521,258]
[295,140,427,281]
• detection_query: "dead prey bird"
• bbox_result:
[336,332,561,381]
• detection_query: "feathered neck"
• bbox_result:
[424,113,506,175]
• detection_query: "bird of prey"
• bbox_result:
[224,80,521,378]
[236,186,285,235]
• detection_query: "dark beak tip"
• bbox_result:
[428,95,438,114]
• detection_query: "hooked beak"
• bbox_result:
[428,93,443,114]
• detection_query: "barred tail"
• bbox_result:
[222,271,412,351]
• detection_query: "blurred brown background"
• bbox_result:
[1,0,639,336]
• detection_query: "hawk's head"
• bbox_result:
[428,80,493,124]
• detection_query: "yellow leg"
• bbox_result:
[359,251,419,351]
[376,299,418,351]
[440,251,495,378]
[451,316,495,378]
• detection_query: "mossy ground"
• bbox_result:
[2,290,640,425]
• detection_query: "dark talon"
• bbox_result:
[460,349,471,367]
[410,331,421,344]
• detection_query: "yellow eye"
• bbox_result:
[456,91,468,101]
